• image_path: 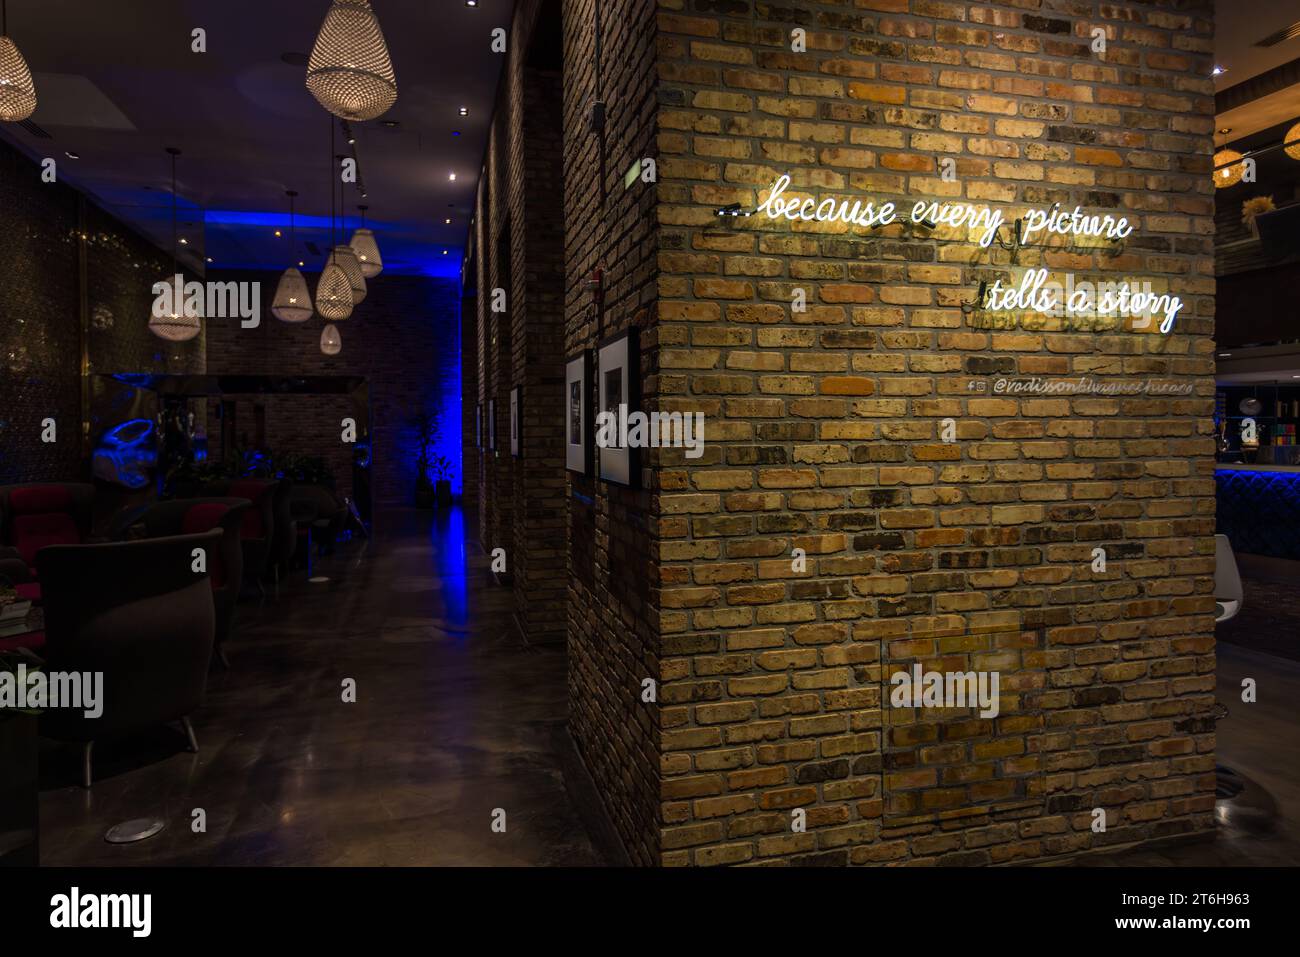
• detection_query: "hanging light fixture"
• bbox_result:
[332,243,366,303]
[1284,121,1300,161]
[350,204,383,278]
[316,120,354,321]
[272,190,313,323]
[0,0,37,123]
[1213,148,1245,189]
[330,144,366,303]
[305,0,397,122]
[149,148,202,342]
[320,323,342,355]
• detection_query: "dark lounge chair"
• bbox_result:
[125,498,250,668]
[202,479,282,592]
[36,529,222,788]
[0,483,95,581]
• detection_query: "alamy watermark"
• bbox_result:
[151,275,261,329]
[595,405,704,459]
[1,664,103,718]
[889,664,1000,718]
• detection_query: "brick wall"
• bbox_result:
[562,0,663,866]
[646,0,1218,865]
[470,0,571,642]
[0,139,203,485]
[205,269,461,507]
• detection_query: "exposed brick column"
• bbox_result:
[562,0,664,866]
[484,113,515,562]
[494,0,571,642]
[650,0,1218,866]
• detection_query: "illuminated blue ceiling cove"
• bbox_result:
[0,0,509,278]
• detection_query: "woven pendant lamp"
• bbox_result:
[349,204,382,278]
[272,190,313,323]
[332,244,366,304]
[320,323,342,355]
[0,1,37,123]
[305,0,397,122]
[316,120,354,321]
[149,148,202,342]
[1213,148,1245,189]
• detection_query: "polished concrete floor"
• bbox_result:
[35,510,1300,866]
[38,507,606,865]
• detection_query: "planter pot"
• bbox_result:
[0,712,39,866]
[435,479,452,508]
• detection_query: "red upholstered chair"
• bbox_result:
[0,483,95,580]
[204,479,279,591]
[124,498,249,668]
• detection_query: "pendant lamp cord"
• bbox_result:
[170,151,177,274]
[329,118,336,251]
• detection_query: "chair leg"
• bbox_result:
[215,646,231,670]
[81,741,94,789]
[181,716,199,753]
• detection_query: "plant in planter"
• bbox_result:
[1241,195,1275,240]
[413,411,454,509]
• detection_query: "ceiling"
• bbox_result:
[1215,0,1300,146]
[0,0,513,277]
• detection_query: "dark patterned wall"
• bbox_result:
[0,138,203,485]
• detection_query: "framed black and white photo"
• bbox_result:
[475,402,482,449]
[487,397,496,451]
[565,350,592,475]
[597,328,638,487]
[510,386,521,458]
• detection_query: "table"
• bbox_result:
[0,605,44,653]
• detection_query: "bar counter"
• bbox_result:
[1216,464,1300,559]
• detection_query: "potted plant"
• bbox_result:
[1241,195,1275,241]
[413,411,454,509]
[430,453,453,508]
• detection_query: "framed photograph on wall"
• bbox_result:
[597,328,638,487]
[475,402,482,449]
[510,386,521,458]
[565,350,592,475]
[487,397,496,452]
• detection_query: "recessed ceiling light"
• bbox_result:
[449,172,457,181]
[275,230,282,237]
[445,218,452,224]
[298,260,305,267]
[206,257,213,263]
[466,1,477,6]
[459,106,468,116]
[443,249,448,254]
[1212,65,1227,76]
[380,120,399,128]
[179,238,189,245]
[1219,352,1232,357]
[1218,127,1232,135]
[64,150,79,159]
